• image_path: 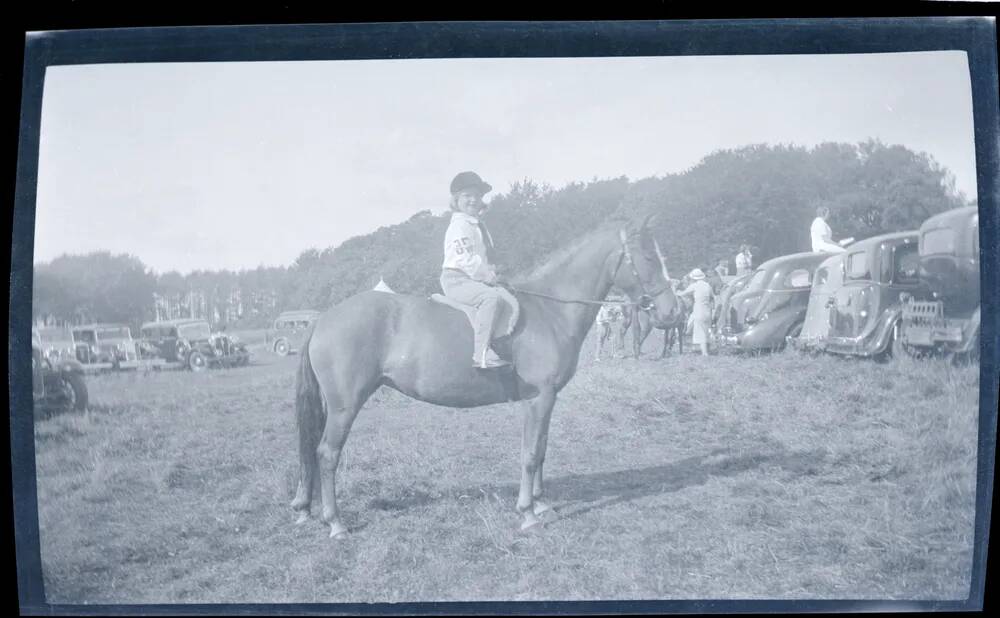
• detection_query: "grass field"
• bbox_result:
[32,331,980,604]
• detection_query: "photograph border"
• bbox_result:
[10,17,999,615]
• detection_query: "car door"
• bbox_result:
[831,249,873,339]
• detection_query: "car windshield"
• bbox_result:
[893,244,920,283]
[922,227,955,255]
[74,330,96,344]
[178,323,212,340]
[98,327,131,339]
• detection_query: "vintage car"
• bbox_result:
[71,323,164,372]
[898,206,980,362]
[265,310,321,356]
[790,252,847,353]
[35,325,76,363]
[717,252,832,352]
[32,327,88,414]
[139,318,250,371]
[817,231,921,359]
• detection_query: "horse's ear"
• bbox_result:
[627,212,657,236]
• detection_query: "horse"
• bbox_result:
[623,292,693,359]
[290,215,682,537]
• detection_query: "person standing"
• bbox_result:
[677,268,714,357]
[714,259,729,279]
[594,302,624,361]
[440,171,517,369]
[810,206,848,254]
[735,245,753,276]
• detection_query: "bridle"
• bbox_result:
[616,229,672,311]
[508,229,672,310]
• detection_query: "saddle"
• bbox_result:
[429,292,520,338]
[429,292,521,398]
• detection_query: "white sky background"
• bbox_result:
[34,51,977,274]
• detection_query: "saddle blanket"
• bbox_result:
[429,293,519,338]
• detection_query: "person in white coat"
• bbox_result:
[439,171,517,369]
[810,207,848,254]
[677,268,714,357]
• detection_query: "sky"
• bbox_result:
[33,51,977,274]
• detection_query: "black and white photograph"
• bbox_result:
[11,18,998,612]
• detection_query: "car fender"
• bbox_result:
[740,306,803,349]
[868,306,903,355]
[56,358,86,375]
[958,306,981,354]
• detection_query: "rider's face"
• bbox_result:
[454,190,485,216]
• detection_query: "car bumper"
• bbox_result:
[789,336,827,352]
[715,327,784,351]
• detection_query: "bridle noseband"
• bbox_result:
[614,229,671,311]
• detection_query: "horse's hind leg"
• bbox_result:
[315,377,374,539]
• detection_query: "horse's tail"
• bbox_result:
[294,330,324,504]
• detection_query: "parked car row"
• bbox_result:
[712,205,979,363]
[33,318,251,374]
[33,307,326,377]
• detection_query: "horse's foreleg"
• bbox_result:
[317,403,361,539]
[531,396,557,517]
[516,389,556,530]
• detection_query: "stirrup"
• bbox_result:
[476,350,510,369]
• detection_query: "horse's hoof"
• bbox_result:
[520,518,543,532]
[294,512,310,526]
[533,501,554,516]
[329,522,349,539]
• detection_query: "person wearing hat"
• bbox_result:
[440,171,517,369]
[677,268,715,356]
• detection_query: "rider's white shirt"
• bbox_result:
[442,212,496,282]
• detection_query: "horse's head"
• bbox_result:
[612,214,682,328]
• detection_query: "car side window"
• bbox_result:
[813,267,828,288]
[783,268,812,289]
[845,252,869,280]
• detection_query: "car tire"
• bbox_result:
[949,333,980,366]
[274,339,289,356]
[780,322,803,352]
[889,324,917,361]
[62,373,89,412]
[188,350,207,372]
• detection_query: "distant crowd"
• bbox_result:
[594,206,852,359]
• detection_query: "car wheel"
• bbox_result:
[274,339,289,356]
[950,333,980,366]
[188,350,207,372]
[60,373,89,412]
[780,322,803,352]
[888,323,919,361]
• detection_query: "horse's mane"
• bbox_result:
[511,221,626,284]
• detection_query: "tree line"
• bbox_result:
[32,140,971,332]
